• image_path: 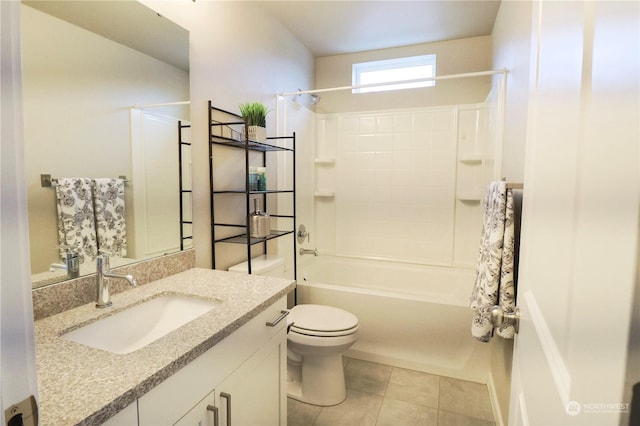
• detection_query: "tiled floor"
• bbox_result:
[288,358,496,426]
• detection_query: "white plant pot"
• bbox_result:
[245,125,266,143]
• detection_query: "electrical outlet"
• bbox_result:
[4,395,37,426]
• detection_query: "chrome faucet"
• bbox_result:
[95,254,137,308]
[50,247,80,279]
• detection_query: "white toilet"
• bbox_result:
[287,304,358,406]
[228,255,359,407]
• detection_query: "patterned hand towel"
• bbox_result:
[93,178,127,257]
[55,178,98,264]
[470,181,516,342]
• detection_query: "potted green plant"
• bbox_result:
[239,101,269,142]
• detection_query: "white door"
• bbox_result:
[1,2,39,424]
[130,109,182,259]
[509,1,639,425]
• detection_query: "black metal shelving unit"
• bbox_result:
[178,120,193,250]
[208,101,297,278]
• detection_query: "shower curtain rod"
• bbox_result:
[279,68,507,98]
[131,101,190,109]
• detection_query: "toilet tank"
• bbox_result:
[228,255,285,277]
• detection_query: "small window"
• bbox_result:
[352,54,437,94]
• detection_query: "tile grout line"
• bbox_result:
[290,358,496,426]
[373,365,396,425]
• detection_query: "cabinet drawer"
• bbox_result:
[138,296,287,425]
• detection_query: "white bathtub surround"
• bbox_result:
[470,181,516,342]
[311,103,501,269]
[298,255,491,384]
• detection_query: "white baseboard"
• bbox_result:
[487,372,505,426]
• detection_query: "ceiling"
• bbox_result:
[257,0,502,57]
[23,1,501,69]
[23,1,189,71]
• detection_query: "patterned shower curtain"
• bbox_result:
[469,181,516,342]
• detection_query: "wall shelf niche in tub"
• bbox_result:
[313,191,335,198]
[456,191,482,202]
[314,158,336,166]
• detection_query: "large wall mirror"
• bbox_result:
[22,1,191,288]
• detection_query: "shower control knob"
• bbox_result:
[297,224,310,244]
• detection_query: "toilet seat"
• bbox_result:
[289,304,359,337]
[289,325,359,337]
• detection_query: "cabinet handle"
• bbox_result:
[220,392,231,426]
[206,405,219,426]
[265,310,289,327]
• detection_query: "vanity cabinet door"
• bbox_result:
[138,297,287,426]
[173,389,217,426]
[215,327,287,426]
[173,327,286,426]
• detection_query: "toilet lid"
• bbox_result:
[289,304,358,336]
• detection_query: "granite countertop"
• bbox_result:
[34,268,296,425]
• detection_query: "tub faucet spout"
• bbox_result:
[299,248,318,256]
[96,254,137,308]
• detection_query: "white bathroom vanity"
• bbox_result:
[33,268,295,425]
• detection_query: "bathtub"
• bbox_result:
[296,255,491,383]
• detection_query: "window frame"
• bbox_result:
[352,54,437,94]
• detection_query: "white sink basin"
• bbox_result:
[61,294,220,354]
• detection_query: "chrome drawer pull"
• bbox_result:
[206,404,219,426]
[265,310,289,327]
[220,392,231,426]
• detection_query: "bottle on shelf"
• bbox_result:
[257,167,267,191]
[249,167,258,191]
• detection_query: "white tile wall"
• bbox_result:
[313,104,497,267]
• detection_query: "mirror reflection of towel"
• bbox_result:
[93,178,127,257]
[470,181,516,342]
[55,178,98,263]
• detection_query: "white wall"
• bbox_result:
[141,1,315,270]
[315,36,493,113]
[492,1,532,183]
[21,5,189,273]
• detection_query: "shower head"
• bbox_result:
[294,89,321,105]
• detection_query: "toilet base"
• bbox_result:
[287,353,347,406]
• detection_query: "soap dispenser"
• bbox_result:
[250,198,270,238]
